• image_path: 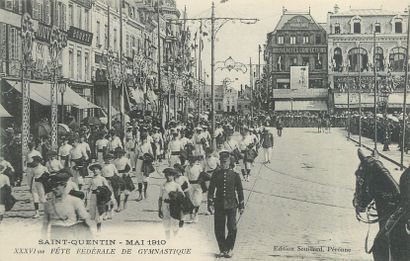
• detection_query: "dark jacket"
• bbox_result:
[208,168,244,210]
[0,184,16,211]
[261,132,274,148]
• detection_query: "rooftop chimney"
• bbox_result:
[334,4,340,14]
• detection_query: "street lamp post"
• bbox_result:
[58,80,68,124]
[103,49,115,129]
[49,25,67,150]
[21,13,35,168]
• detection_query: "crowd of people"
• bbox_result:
[0,114,277,258]
[348,111,410,152]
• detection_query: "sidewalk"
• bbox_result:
[348,131,410,168]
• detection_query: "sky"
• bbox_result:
[174,0,408,89]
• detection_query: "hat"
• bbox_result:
[163,168,178,176]
[115,147,126,154]
[89,163,103,171]
[219,151,232,161]
[188,155,200,163]
[104,153,115,160]
[31,155,43,163]
[154,126,160,130]
[202,125,208,129]
[173,163,185,175]
[48,170,71,186]
[195,126,203,131]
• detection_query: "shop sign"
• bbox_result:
[67,26,93,46]
[272,47,326,54]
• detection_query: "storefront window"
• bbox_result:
[389,47,406,72]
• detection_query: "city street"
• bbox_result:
[1,128,404,261]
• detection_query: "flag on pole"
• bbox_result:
[221,0,229,3]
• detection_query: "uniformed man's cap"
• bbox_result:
[195,126,203,131]
[48,170,71,186]
[219,151,232,161]
[89,163,102,171]
[163,168,178,176]
[202,125,208,129]
[154,126,160,130]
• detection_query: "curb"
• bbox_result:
[347,137,404,168]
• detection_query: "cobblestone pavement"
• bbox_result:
[2,128,405,261]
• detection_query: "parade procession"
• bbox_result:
[3,0,410,260]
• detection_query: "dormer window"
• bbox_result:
[375,23,381,33]
[335,23,341,34]
[392,16,404,34]
[354,21,361,34]
[350,16,362,34]
[395,21,403,33]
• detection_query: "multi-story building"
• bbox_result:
[237,84,252,114]
[0,0,96,125]
[64,0,94,119]
[223,86,238,113]
[327,5,408,111]
[264,8,328,112]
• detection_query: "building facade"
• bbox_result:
[264,8,328,112]
[327,6,409,110]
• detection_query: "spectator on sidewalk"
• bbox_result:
[260,128,274,164]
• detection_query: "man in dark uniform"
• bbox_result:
[208,151,244,258]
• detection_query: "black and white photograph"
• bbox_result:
[1,0,410,260]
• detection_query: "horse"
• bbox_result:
[353,148,410,261]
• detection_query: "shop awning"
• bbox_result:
[275,100,327,111]
[0,104,12,117]
[388,93,410,108]
[334,93,375,108]
[6,80,99,109]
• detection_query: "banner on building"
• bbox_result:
[290,66,309,89]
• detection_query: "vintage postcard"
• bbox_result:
[1,0,409,260]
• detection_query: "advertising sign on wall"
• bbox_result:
[290,66,309,89]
